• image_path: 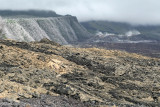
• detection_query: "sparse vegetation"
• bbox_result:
[6,19,16,24]
[0,39,159,106]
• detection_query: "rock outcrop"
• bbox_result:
[0,10,92,45]
[0,39,160,106]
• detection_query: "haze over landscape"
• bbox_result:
[0,0,160,25]
[0,0,160,107]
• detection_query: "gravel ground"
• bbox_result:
[0,95,88,107]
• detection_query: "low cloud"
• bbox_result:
[0,0,160,25]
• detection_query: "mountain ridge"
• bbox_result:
[81,20,160,42]
[0,10,61,18]
[0,10,92,44]
[0,10,160,106]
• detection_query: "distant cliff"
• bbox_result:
[0,10,92,44]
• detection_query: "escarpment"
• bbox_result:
[0,10,160,107]
[0,11,92,44]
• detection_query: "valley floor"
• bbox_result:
[80,42,160,58]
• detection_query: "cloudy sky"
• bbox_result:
[0,0,160,25]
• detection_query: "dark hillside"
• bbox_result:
[0,10,61,18]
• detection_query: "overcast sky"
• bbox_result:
[0,0,160,25]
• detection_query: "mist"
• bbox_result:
[0,0,160,25]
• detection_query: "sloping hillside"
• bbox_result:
[81,21,160,42]
[0,10,92,45]
[0,39,159,106]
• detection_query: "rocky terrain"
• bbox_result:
[0,39,159,106]
[81,42,160,59]
[80,20,160,59]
